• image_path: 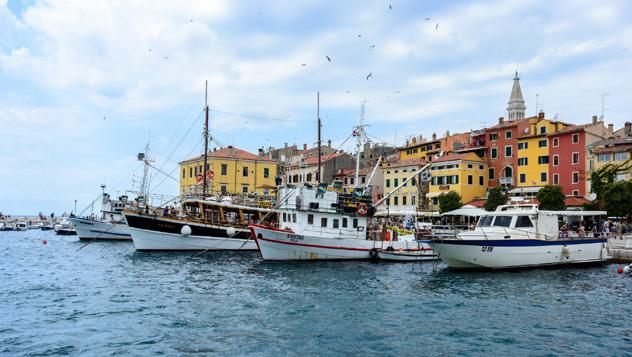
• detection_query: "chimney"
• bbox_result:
[592,115,598,125]
[258,148,264,158]
[608,123,614,133]
[327,139,332,147]
[625,122,632,137]
[498,117,504,124]
[284,142,288,148]
[432,132,437,140]
[538,111,545,119]
[445,130,450,137]
[303,143,307,150]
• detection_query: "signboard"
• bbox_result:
[206,170,215,180]
[439,185,450,191]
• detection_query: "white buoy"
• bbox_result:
[624,265,631,274]
[181,225,192,236]
[562,245,571,258]
[226,227,236,237]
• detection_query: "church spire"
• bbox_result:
[507,71,526,120]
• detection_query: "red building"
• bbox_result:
[548,120,612,197]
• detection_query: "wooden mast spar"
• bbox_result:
[202,80,210,196]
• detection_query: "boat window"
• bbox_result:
[282,213,287,222]
[342,217,348,228]
[493,216,512,227]
[478,216,493,227]
[353,218,358,228]
[333,219,339,228]
[292,213,297,223]
[515,216,533,228]
[307,214,314,225]
[321,217,328,227]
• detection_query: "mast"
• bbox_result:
[202,80,210,195]
[139,140,150,198]
[317,91,322,185]
[353,99,368,188]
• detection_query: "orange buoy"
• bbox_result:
[617,266,623,274]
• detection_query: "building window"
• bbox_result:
[488,168,495,180]
[242,166,249,177]
[553,174,559,185]
[518,158,528,166]
[190,167,193,177]
[553,155,559,166]
[490,133,498,141]
[307,173,312,182]
[394,196,399,205]
[361,176,366,184]
[220,184,227,193]
[572,134,579,144]
[572,172,579,184]
[615,152,629,161]
[540,172,547,182]
[411,196,416,205]
[491,147,498,159]
[333,219,339,228]
[321,217,328,227]
[182,169,186,178]
[538,156,549,164]
[386,198,390,206]
[402,196,407,205]
[386,179,390,188]
[467,175,473,185]
[479,176,484,185]
[221,164,228,175]
[519,173,526,183]
[194,166,198,175]
[553,137,559,147]
[479,165,484,170]
[242,185,248,193]
[264,168,270,178]
[572,152,579,164]
[598,153,611,162]
[518,142,528,150]
[282,213,286,222]
[538,139,547,148]
[308,214,314,224]
[572,190,579,196]
[539,126,547,134]
[505,146,512,158]
[505,130,512,139]
[342,217,347,228]
[394,178,399,187]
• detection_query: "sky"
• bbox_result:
[1,0,631,215]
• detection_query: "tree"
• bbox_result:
[438,191,462,214]
[484,186,508,212]
[602,181,632,219]
[536,185,566,210]
[591,158,632,208]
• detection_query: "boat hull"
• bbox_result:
[371,249,436,262]
[69,217,131,240]
[250,224,433,261]
[55,229,77,236]
[129,226,256,251]
[431,238,610,269]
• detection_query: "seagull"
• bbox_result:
[366,72,373,80]
[622,48,629,51]
[190,19,193,22]
[357,34,362,38]
[369,45,375,51]
[346,90,351,93]
[164,56,169,59]
[435,23,439,31]
[148,48,151,52]
[301,63,307,67]
[103,116,106,120]
[325,56,331,62]
[425,17,430,21]
[389,5,392,10]
[394,90,400,94]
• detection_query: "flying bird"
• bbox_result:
[366,72,373,80]
[346,90,351,93]
[357,34,362,38]
[389,5,392,10]
[190,19,193,22]
[148,48,151,52]
[164,56,169,59]
[425,17,430,21]
[394,90,400,94]
[435,23,439,31]
[301,63,307,67]
[103,116,106,120]
[369,45,375,51]
[325,56,331,62]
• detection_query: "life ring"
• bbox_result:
[357,203,368,216]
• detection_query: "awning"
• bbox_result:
[441,205,486,217]
[539,210,607,216]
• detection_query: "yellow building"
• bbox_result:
[428,152,487,206]
[398,135,441,162]
[515,119,567,188]
[179,146,277,196]
[381,158,427,209]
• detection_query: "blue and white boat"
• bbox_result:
[430,204,610,269]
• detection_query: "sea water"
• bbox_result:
[1,230,631,356]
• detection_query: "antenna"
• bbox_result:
[353,99,370,188]
[535,93,539,114]
[601,93,610,120]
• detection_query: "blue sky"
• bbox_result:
[1,0,631,215]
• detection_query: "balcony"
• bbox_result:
[499,177,514,185]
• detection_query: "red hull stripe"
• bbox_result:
[255,235,432,252]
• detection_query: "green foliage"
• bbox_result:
[484,186,508,212]
[438,191,462,214]
[536,185,566,211]
[591,159,632,199]
[602,181,632,219]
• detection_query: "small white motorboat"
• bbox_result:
[369,246,436,262]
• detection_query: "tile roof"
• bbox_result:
[432,152,484,163]
[290,152,347,167]
[180,146,275,163]
[381,157,428,168]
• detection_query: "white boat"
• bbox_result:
[14,222,27,231]
[69,191,132,241]
[430,204,610,269]
[250,184,433,261]
[54,217,77,235]
[124,197,272,251]
[369,245,436,262]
